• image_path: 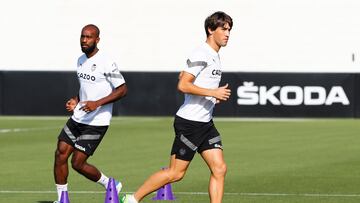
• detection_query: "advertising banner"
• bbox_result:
[217,73,355,117]
[0,71,358,118]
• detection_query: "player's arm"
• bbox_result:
[80,84,127,112]
[65,95,79,112]
[177,71,231,101]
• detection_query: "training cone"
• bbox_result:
[104,178,119,203]
[60,191,70,203]
[152,183,176,201]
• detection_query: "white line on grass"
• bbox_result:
[1,191,360,197]
[0,116,68,120]
[177,192,360,197]
[1,116,350,124]
[214,117,316,122]
[0,126,61,134]
[111,117,169,122]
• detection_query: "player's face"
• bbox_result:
[80,27,99,56]
[212,23,231,47]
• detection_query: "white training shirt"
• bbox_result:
[71,50,125,126]
[176,42,222,122]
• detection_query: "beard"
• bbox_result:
[81,43,97,55]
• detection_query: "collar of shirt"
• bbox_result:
[203,42,219,58]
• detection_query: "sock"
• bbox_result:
[125,194,138,203]
[129,195,138,203]
[97,172,110,189]
[56,183,68,201]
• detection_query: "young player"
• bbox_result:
[53,24,127,202]
[121,11,233,203]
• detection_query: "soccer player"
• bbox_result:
[121,11,232,203]
[53,24,127,202]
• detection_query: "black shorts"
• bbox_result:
[171,116,223,161]
[58,118,108,156]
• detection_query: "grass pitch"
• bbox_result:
[0,116,359,203]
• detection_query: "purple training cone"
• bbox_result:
[60,191,70,203]
[152,183,176,201]
[104,178,119,203]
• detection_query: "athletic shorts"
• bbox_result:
[171,115,223,161]
[58,118,108,156]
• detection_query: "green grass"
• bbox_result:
[0,116,360,202]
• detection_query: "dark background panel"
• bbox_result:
[0,71,183,116]
[355,74,360,118]
[0,71,3,115]
[2,71,78,115]
[0,71,358,118]
[114,72,182,116]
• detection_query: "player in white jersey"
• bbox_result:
[121,11,232,203]
[53,24,127,202]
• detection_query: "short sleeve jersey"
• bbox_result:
[176,43,222,122]
[71,50,125,126]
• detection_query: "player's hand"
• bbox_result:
[213,83,231,102]
[79,101,99,113]
[65,98,78,112]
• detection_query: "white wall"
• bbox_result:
[1,0,359,72]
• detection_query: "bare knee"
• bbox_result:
[211,163,227,178]
[54,141,73,165]
[71,160,83,172]
[167,169,186,183]
[71,152,87,172]
[54,148,69,165]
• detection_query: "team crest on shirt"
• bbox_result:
[91,64,97,71]
[111,63,120,72]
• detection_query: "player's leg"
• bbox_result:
[71,150,101,181]
[132,155,190,202]
[197,122,227,203]
[54,119,79,184]
[71,150,122,192]
[54,140,74,184]
[70,123,122,192]
[122,116,199,203]
[201,148,227,203]
[69,122,106,182]
[53,140,74,202]
[54,119,78,202]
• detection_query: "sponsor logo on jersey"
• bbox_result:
[78,72,96,81]
[75,144,86,152]
[237,81,350,106]
[212,69,222,76]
